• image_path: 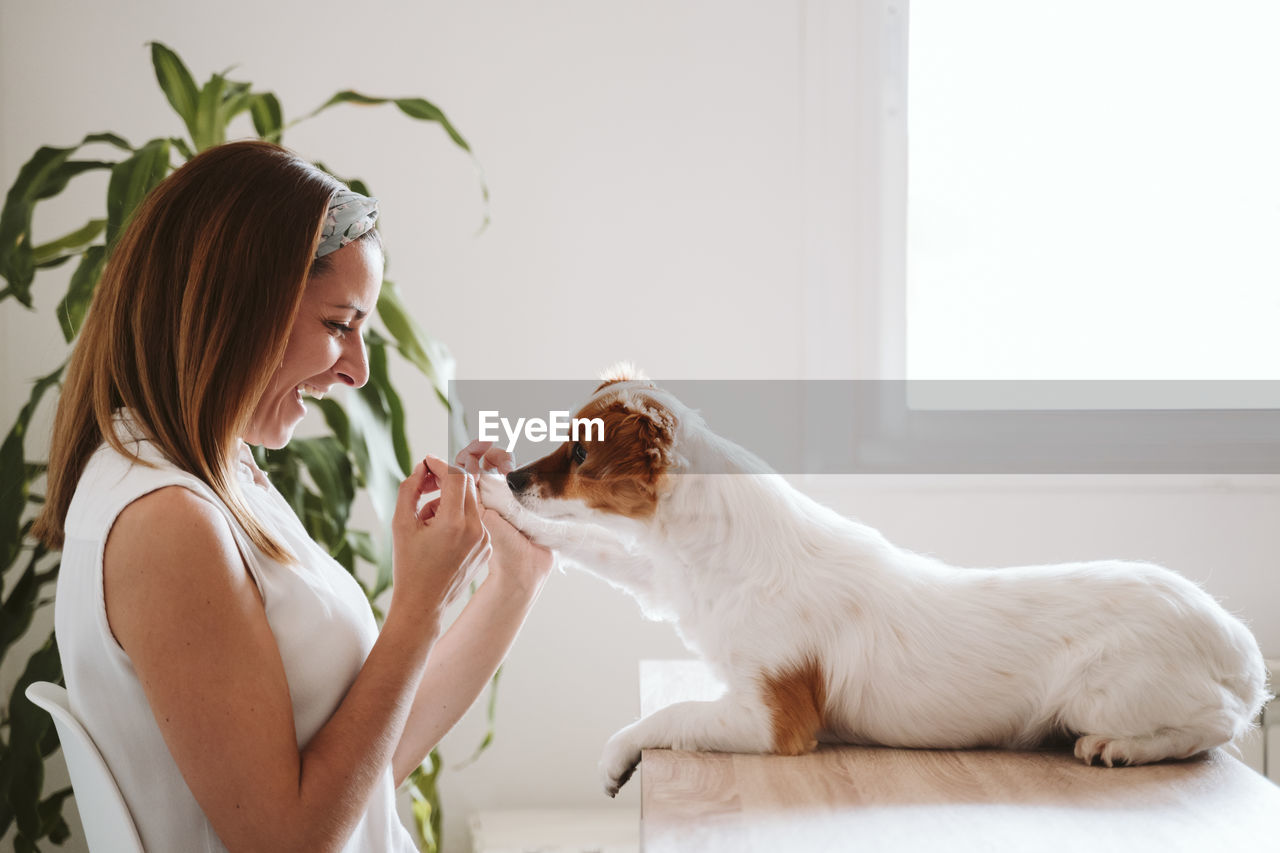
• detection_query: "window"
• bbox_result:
[797,0,1280,470]
[907,0,1280,382]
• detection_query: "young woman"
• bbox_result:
[33,139,551,852]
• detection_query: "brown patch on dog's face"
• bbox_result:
[506,392,677,519]
[761,657,827,755]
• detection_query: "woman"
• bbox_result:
[32,140,552,852]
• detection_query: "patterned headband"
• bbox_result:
[315,189,379,259]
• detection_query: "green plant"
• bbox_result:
[0,42,486,852]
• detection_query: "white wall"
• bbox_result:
[2,2,1276,851]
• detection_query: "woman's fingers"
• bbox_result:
[424,454,467,520]
[481,445,514,474]
[456,440,490,476]
[417,496,441,524]
[393,459,430,529]
[456,439,515,476]
[462,464,481,520]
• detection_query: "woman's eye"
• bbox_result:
[572,442,588,464]
[327,321,356,337]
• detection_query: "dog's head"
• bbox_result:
[506,366,680,521]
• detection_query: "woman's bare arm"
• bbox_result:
[391,440,553,784]
[392,508,552,784]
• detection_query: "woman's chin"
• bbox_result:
[260,432,294,451]
[244,417,302,450]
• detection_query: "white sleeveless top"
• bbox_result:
[55,412,417,852]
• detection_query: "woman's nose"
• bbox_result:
[336,334,370,388]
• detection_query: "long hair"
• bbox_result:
[33,140,345,562]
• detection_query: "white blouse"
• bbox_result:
[55,411,416,852]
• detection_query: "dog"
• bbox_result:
[478,369,1271,796]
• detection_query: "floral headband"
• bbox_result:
[315,189,379,259]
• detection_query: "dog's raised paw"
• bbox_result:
[477,471,521,518]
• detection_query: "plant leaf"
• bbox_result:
[366,332,412,475]
[31,219,107,267]
[376,279,454,400]
[301,489,340,551]
[38,787,73,843]
[404,757,442,853]
[376,280,468,455]
[220,80,255,130]
[390,98,471,151]
[55,245,106,342]
[3,633,62,840]
[344,529,393,600]
[0,142,115,304]
[257,445,305,519]
[0,364,65,568]
[250,92,284,143]
[344,381,403,526]
[149,42,200,144]
[295,90,489,226]
[193,73,227,151]
[170,136,195,161]
[82,132,133,152]
[301,91,471,151]
[290,436,354,531]
[1,546,43,663]
[106,138,171,247]
[316,397,351,450]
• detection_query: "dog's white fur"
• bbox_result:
[480,380,1270,796]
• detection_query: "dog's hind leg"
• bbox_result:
[1072,722,1230,767]
[599,694,776,796]
[1067,686,1244,767]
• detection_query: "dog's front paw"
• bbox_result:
[477,471,522,520]
[599,728,642,797]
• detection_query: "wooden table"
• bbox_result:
[639,660,1280,852]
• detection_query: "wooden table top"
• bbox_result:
[639,660,1280,853]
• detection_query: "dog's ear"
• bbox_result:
[572,394,678,518]
[626,399,677,479]
[590,395,677,484]
[595,361,648,392]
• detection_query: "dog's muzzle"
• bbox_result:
[506,469,532,495]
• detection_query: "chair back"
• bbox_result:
[25,681,145,853]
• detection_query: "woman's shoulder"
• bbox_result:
[111,484,227,538]
[106,485,245,591]
[104,485,266,687]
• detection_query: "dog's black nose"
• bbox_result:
[507,469,531,493]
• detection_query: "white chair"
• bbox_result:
[25,681,145,853]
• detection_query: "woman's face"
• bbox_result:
[243,238,385,449]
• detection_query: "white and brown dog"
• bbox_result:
[478,370,1270,796]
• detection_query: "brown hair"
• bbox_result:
[32,140,345,562]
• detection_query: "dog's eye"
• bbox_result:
[572,442,588,465]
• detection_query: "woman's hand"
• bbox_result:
[390,455,490,620]
[455,438,515,477]
[455,440,553,598]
